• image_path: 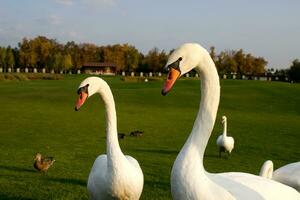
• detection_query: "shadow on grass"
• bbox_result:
[134,148,179,155]
[47,177,86,187]
[0,165,35,173]
[0,193,35,200]
[204,153,223,159]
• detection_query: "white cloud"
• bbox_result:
[55,0,74,6]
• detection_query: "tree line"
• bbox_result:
[0,36,168,73]
[0,36,298,81]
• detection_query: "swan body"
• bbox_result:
[216,116,234,157]
[260,160,300,192]
[161,43,300,200]
[75,77,143,200]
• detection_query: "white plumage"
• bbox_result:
[260,160,300,192]
[216,116,234,157]
[75,77,144,200]
[161,43,300,200]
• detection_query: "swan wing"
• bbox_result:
[87,155,109,200]
[125,155,144,198]
[224,137,234,152]
[125,155,142,171]
[216,135,224,146]
[209,172,300,200]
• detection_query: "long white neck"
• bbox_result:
[184,54,220,164]
[171,53,236,199]
[95,82,124,166]
[223,120,227,136]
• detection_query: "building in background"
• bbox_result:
[81,62,116,75]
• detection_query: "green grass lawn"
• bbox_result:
[0,75,299,199]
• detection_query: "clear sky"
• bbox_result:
[0,0,299,68]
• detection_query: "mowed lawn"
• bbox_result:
[0,75,299,200]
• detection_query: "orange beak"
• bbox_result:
[75,92,88,111]
[161,68,181,96]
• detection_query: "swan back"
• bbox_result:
[273,162,300,192]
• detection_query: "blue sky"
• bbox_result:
[0,0,299,68]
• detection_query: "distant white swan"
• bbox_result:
[75,77,144,200]
[161,43,300,200]
[260,160,300,192]
[216,116,234,157]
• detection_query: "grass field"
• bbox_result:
[0,75,299,200]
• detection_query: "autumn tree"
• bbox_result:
[214,48,267,76]
[233,49,245,74]
[216,51,237,74]
[1,35,270,75]
[145,47,166,72]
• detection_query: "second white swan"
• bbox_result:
[75,77,144,200]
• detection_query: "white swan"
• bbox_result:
[161,43,300,200]
[260,160,300,192]
[75,77,144,200]
[216,116,234,157]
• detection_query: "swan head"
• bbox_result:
[221,116,227,124]
[161,43,204,95]
[75,77,103,111]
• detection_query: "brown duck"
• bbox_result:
[34,153,55,172]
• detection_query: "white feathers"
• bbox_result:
[260,160,300,192]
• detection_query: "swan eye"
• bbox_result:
[167,57,183,72]
[77,84,89,95]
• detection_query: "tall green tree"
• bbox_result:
[124,44,139,72]
[63,54,73,72]
[234,49,245,74]
[1,47,7,69]
[5,46,15,69]
[146,47,161,72]
[289,59,300,82]
[52,52,63,71]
